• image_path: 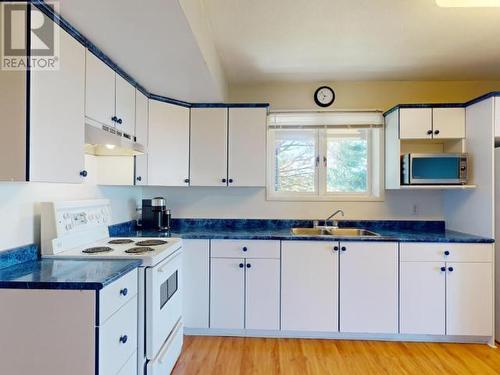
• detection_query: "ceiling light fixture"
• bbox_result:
[436,0,500,7]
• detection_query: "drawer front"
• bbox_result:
[116,351,137,375]
[99,270,138,324]
[211,239,280,259]
[99,296,138,375]
[400,243,493,263]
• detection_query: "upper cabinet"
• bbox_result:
[399,107,465,140]
[190,108,228,187]
[134,90,149,185]
[85,51,136,137]
[190,107,267,187]
[228,108,267,187]
[148,100,190,186]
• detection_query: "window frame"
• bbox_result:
[267,125,384,202]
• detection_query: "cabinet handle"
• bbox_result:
[111,116,118,122]
[427,130,433,135]
[119,335,128,344]
[117,118,123,124]
[239,263,244,268]
[136,176,142,182]
[246,263,251,268]
[333,246,339,251]
[80,170,88,177]
[341,246,346,251]
[184,178,190,183]
[222,178,227,183]
[120,288,128,296]
[434,130,440,135]
[228,178,233,183]
[444,250,450,256]
[242,246,248,252]
[448,267,454,272]
[440,266,446,272]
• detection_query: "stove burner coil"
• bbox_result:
[108,239,134,245]
[82,246,114,254]
[135,239,168,247]
[125,246,155,254]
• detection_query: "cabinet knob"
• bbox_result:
[440,266,446,272]
[341,246,346,251]
[228,178,233,183]
[111,116,118,122]
[136,176,142,182]
[222,178,227,183]
[448,267,454,272]
[242,246,248,252]
[427,130,433,135]
[246,263,251,268]
[333,246,339,251]
[119,335,128,344]
[444,250,450,256]
[117,118,123,124]
[239,263,244,268]
[184,178,190,183]
[120,288,128,296]
[434,130,440,135]
[80,170,88,177]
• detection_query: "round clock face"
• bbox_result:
[314,86,335,107]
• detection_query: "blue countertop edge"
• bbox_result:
[0,244,38,271]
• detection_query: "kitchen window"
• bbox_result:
[267,111,384,201]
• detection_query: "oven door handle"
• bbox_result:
[158,319,182,364]
[156,251,181,273]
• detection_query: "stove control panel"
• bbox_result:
[57,206,111,235]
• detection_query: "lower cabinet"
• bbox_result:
[400,243,494,337]
[210,240,280,330]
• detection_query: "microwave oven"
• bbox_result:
[401,153,468,185]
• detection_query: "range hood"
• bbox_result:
[85,123,145,156]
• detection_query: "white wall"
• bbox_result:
[0,183,140,251]
[142,187,443,220]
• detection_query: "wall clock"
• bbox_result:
[314,86,335,107]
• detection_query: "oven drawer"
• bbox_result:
[146,321,183,375]
[99,269,138,324]
[211,239,280,259]
[99,296,138,375]
[400,243,493,263]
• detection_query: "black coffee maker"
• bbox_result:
[141,197,171,231]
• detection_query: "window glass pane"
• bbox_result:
[272,130,316,193]
[326,129,368,193]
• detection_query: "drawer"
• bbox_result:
[211,239,280,259]
[116,351,137,375]
[99,269,138,324]
[99,296,138,375]
[400,243,493,263]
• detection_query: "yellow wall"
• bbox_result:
[228,81,500,111]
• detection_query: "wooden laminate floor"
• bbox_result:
[172,336,500,375]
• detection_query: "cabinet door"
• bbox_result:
[446,262,493,336]
[399,108,432,139]
[190,108,228,186]
[210,258,245,329]
[85,50,115,127]
[115,74,136,136]
[432,108,465,139]
[228,108,267,187]
[134,90,148,185]
[245,258,280,330]
[148,100,190,186]
[30,20,85,183]
[400,262,445,335]
[182,240,210,329]
[340,242,398,334]
[281,241,338,332]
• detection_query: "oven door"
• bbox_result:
[410,154,466,184]
[145,249,182,359]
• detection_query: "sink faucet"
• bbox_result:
[324,209,344,228]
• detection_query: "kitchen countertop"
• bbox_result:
[109,219,494,243]
[0,258,141,290]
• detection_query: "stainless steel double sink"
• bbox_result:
[290,227,380,238]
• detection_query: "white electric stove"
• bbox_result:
[40,199,183,375]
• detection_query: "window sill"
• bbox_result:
[266,191,385,202]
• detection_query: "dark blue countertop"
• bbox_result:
[110,219,494,243]
[0,258,141,290]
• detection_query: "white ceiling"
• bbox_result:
[202,0,500,82]
[58,0,224,102]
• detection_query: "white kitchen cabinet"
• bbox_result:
[446,262,493,336]
[228,107,267,187]
[182,240,210,329]
[281,241,338,332]
[115,74,136,136]
[148,100,190,186]
[432,107,465,139]
[339,242,398,334]
[400,262,446,335]
[190,107,228,186]
[134,90,149,185]
[399,108,432,140]
[85,50,115,128]
[29,19,86,183]
[210,258,245,329]
[245,258,280,330]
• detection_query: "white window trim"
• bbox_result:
[266,111,385,202]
